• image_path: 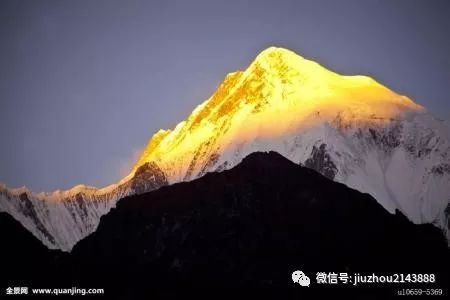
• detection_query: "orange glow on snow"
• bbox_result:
[133,47,424,180]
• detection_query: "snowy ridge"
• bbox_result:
[1,46,449,250]
[0,179,130,250]
[0,164,167,251]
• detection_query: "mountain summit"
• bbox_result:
[1,47,449,250]
[134,46,424,180]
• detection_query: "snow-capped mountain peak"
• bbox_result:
[1,46,448,250]
[133,47,426,181]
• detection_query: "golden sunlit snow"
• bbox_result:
[133,47,423,179]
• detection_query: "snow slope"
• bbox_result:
[1,47,449,250]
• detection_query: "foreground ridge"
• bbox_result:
[1,152,448,298]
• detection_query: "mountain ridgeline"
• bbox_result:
[1,152,448,298]
[0,47,449,251]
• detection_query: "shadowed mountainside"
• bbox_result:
[1,151,448,298]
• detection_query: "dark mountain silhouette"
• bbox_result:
[0,212,65,288]
[1,151,448,299]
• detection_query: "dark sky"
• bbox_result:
[1,0,449,192]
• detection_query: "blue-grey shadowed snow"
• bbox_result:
[0,0,449,191]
